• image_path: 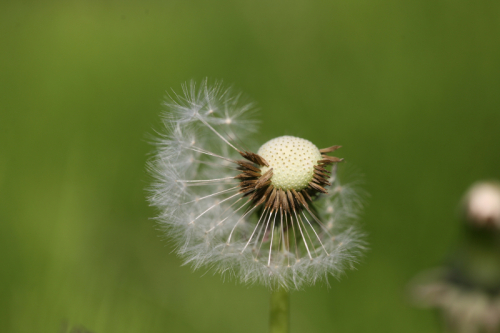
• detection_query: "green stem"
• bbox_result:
[269,288,289,333]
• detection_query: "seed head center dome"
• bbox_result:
[257,136,322,191]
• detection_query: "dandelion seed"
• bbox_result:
[148,79,366,290]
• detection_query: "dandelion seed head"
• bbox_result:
[258,136,322,191]
[148,79,366,290]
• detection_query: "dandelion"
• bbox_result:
[464,181,500,228]
[148,80,365,332]
[409,181,500,333]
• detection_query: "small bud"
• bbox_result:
[464,181,500,228]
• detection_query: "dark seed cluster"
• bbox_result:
[233,145,343,217]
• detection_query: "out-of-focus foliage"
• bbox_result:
[1,1,499,332]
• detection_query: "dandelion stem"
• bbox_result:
[270,228,289,333]
[269,288,289,333]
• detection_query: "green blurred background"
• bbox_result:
[1,0,500,332]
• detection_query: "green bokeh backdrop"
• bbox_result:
[1,1,500,332]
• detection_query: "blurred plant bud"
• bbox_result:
[463,182,500,229]
[410,180,500,333]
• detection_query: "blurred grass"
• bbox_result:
[1,0,500,332]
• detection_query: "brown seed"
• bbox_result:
[287,190,296,212]
[266,188,278,209]
[302,190,312,202]
[236,160,261,173]
[291,189,308,210]
[314,165,331,174]
[309,181,328,194]
[319,145,342,153]
[320,155,344,163]
[255,169,273,189]
[279,189,289,213]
